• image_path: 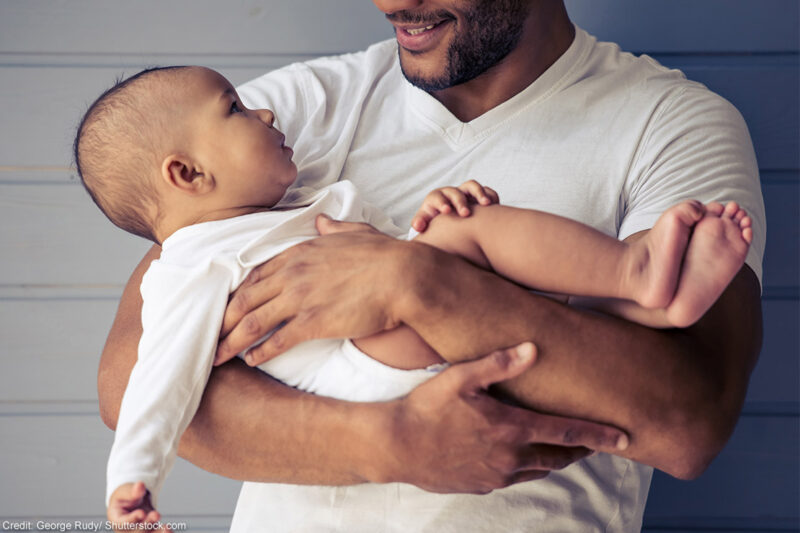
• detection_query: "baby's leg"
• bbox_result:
[413,204,686,307]
[353,326,445,370]
[663,202,752,327]
[414,201,749,330]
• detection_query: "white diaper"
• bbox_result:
[258,338,446,401]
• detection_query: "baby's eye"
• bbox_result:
[230,101,244,114]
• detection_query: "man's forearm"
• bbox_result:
[399,240,762,479]
[177,360,394,484]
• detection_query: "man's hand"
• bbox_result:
[215,216,410,366]
[379,343,629,493]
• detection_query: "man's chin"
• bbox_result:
[398,53,452,92]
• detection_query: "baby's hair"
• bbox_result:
[74,66,190,242]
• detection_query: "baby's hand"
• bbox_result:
[108,482,171,532]
[411,180,499,232]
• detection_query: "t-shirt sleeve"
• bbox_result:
[106,262,231,506]
[619,85,766,286]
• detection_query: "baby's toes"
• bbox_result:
[671,200,704,225]
[685,199,705,220]
[705,201,724,217]
[742,226,753,244]
[740,214,752,229]
[722,201,740,219]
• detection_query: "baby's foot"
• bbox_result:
[629,200,706,310]
[664,202,752,327]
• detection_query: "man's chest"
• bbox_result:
[341,110,638,237]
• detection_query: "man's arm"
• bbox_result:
[222,220,762,479]
[419,249,761,479]
[98,244,627,491]
[406,217,762,479]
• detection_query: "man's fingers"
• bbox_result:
[450,342,537,393]
[217,297,292,362]
[243,318,307,366]
[520,411,629,453]
[221,261,287,338]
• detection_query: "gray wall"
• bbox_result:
[0,1,797,531]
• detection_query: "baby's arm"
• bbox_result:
[106,262,231,518]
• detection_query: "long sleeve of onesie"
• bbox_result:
[104,181,405,506]
[106,260,232,506]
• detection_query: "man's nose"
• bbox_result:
[372,0,424,14]
[257,109,275,127]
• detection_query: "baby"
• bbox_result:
[74,66,752,527]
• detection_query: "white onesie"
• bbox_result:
[105,181,438,504]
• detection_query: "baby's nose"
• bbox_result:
[258,109,276,127]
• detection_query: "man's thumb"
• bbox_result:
[458,342,537,392]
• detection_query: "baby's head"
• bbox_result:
[74,66,297,243]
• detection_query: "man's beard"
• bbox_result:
[397,0,529,92]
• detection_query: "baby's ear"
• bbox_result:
[161,154,213,194]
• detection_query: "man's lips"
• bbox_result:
[392,19,452,52]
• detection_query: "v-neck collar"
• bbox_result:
[404,26,592,149]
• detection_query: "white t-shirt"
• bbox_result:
[231,27,765,532]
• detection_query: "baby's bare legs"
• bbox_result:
[414,201,751,329]
[356,200,751,369]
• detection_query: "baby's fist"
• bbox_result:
[108,482,169,531]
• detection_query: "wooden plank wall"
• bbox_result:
[0,1,797,531]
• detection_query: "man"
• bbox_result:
[98,0,765,530]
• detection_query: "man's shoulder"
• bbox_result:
[574,28,741,131]
[582,29,721,108]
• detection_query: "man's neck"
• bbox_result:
[431,5,574,122]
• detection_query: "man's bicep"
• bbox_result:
[97,244,160,429]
